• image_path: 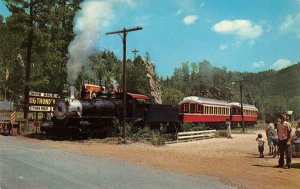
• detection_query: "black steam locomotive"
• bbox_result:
[42,86,179,138]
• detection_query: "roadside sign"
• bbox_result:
[29,91,60,112]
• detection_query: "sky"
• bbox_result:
[1,0,300,77]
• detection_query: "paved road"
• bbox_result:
[0,136,235,189]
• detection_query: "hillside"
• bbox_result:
[161,61,300,119]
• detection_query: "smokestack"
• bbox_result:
[70,86,76,100]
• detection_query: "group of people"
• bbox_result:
[256,114,300,169]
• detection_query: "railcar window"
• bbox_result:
[180,105,184,112]
[190,103,196,113]
[205,106,208,114]
[232,107,236,115]
[182,104,189,113]
[197,104,204,114]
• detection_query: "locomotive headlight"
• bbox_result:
[53,100,67,120]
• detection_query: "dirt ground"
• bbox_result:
[18,130,300,189]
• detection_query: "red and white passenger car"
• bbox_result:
[178,96,258,128]
[229,102,258,127]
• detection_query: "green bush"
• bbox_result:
[20,125,36,135]
[181,122,206,132]
[131,126,165,146]
[150,132,165,146]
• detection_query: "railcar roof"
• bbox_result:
[178,96,230,106]
[127,93,150,100]
[229,102,258,111]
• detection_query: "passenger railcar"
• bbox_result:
[229,102,258,127]
[178,96,230,123]
[178,96,258,128]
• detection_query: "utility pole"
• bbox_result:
[106,26,142,139]
[132,49,139,60]
[232,80,245,132]
[239,81,244,132]
[24,0,34,124]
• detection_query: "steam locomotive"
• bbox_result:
[42,86,179,138]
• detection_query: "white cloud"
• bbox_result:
[252,61,265,68]
[212,19,263,40]
[220,44,228,50]
[183,15,198,25]
[272,59,291,70]
[280,13,300,39]
[280,14,299,31]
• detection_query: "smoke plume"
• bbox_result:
[67,0,133,85]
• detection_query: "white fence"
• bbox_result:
[177,130,216,142]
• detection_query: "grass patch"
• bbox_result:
[215,130,227,138]
[20,125,36,135]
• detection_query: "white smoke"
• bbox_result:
[67,0,134,85]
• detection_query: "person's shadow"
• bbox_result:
[251,164,275,168]
[290,163,300,169]
[252,163,300,169]
[248,153,300,169]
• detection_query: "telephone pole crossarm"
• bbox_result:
[105,26,142,35]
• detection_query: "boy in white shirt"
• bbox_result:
[256,133,265,158]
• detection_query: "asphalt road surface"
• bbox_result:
[0,136,235,189]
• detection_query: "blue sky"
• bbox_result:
[1,0,300,77]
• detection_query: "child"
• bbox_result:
[256,134,265,158]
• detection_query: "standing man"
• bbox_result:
[276,114,292,168]
[226,118,232,139]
